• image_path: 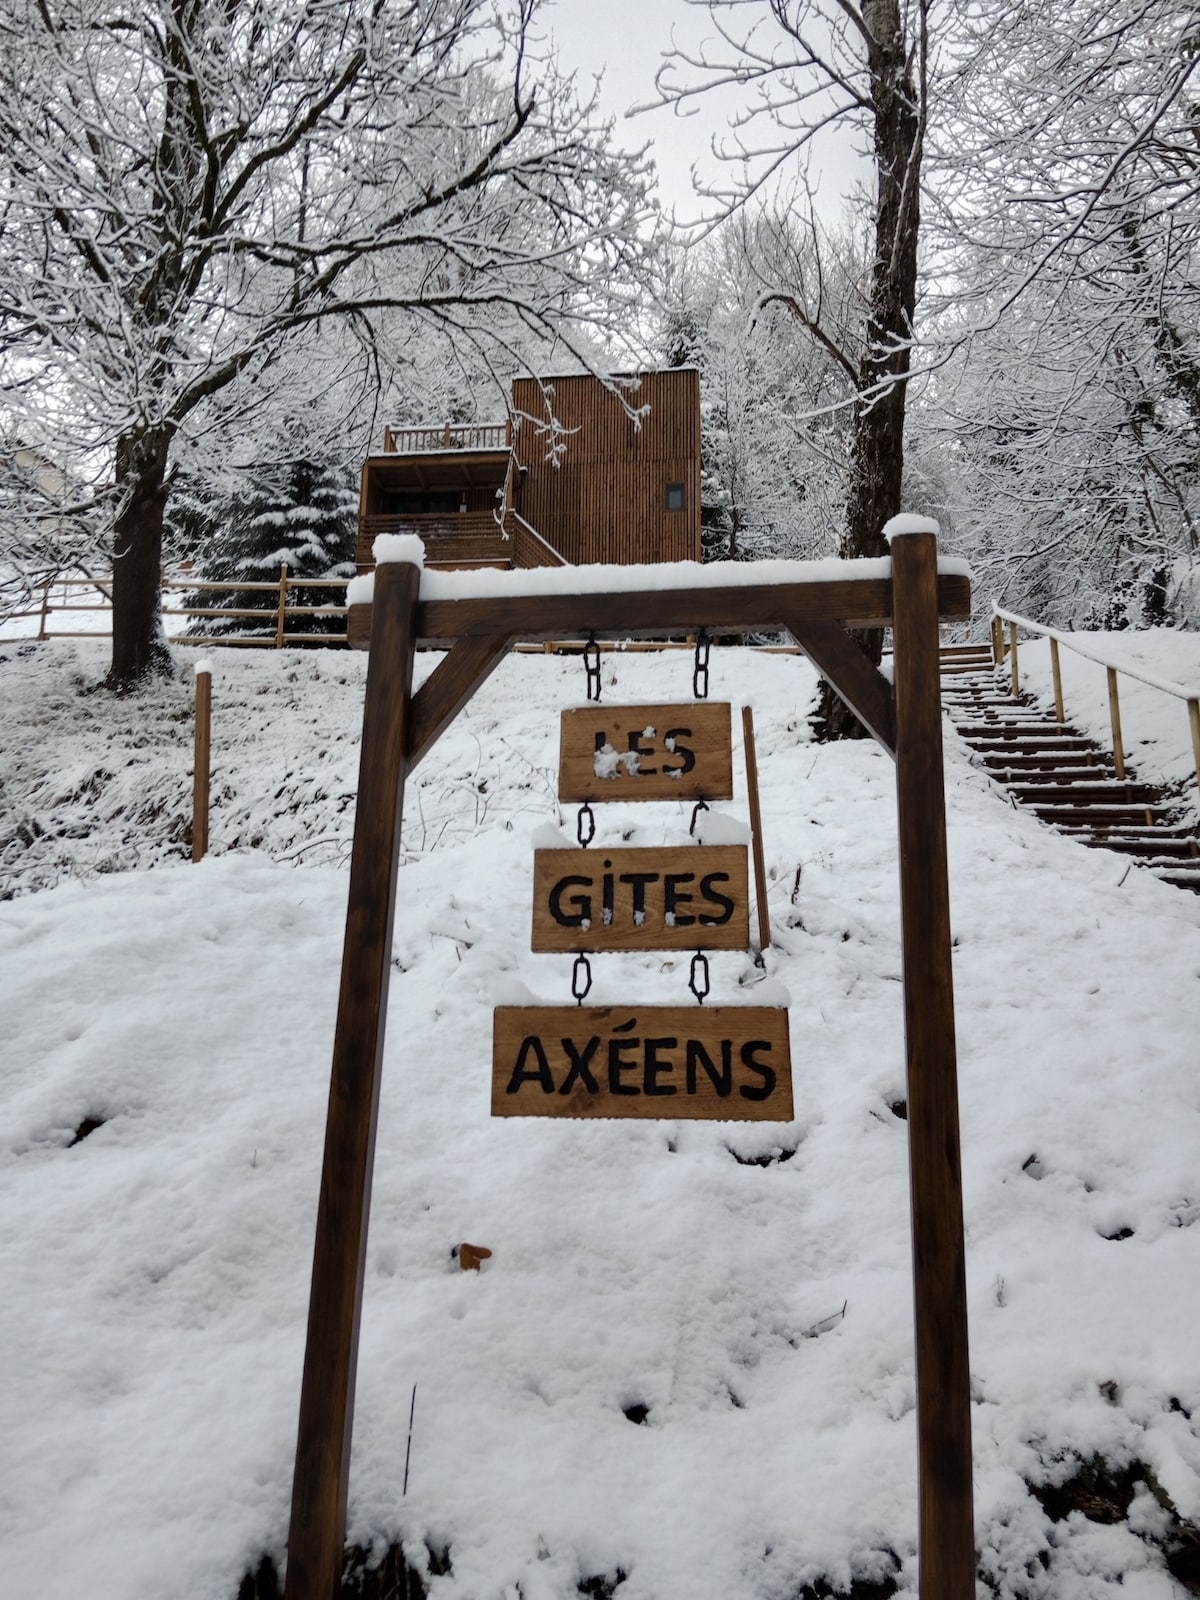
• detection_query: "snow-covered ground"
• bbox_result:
[2,634,1199,1600]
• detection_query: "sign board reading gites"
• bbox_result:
[493,1005,793,1121]
[531,845,749,953]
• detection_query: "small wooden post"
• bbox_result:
[1107,667,1126,780]
[990,614,1002,667]
[1189,699,1200,798]
[741,705,771,951]
[1008,621,1020,697]
[192,663,212,863]
[284,559,422,1600]
[1049,638,1065,724]
[276,564,290,649]
[890,531,975,1600]
[37,581,52,641]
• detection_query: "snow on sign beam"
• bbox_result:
[492,1005,793,1121]
[287,535,977,1600]
[531,845,749,952]
[558,701,734,802]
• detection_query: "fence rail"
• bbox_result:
[6,567,349,647]
[991,602,1200,797]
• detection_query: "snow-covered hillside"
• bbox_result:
[2,636,1199,1600]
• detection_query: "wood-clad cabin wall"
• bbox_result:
[511,370,700,565]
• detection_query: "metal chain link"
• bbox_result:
[584,632,602,702]
[572,953,593,1006]
[688,951,710,1005]
[577,802,595,847]
[692,628,711,700]
[689,797,709,838]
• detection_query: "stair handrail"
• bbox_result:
[508,510,567,567]
[990,601,1200,797]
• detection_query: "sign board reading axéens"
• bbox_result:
[493,1005,793,1120]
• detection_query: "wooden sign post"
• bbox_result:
[283,539,975,1600]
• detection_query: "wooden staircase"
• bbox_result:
[939,644,1200,893]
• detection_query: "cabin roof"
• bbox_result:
[363,449,511,492]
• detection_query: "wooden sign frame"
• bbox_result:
[283,541,975,1600]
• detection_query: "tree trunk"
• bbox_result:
[106,427,174,689]
[814,0,922,740]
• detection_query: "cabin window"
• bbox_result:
[665,481,686,511]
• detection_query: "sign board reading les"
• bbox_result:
[493,1005,793,1121]
[558,702,733,802]
[531,846,749,953]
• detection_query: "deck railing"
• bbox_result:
[358,511,512,568]
[992,602,1200,796]
[381,420,512,453]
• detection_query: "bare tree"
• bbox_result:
[658,0,929,735]
[0,0,658,687]
[921,0,1200,627]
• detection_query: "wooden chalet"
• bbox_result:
[356,369,701,573]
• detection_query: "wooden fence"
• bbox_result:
[8,567,349,647]
[993,603,1200,797]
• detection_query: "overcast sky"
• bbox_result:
[539,0,757,220]
[539,0,869,223]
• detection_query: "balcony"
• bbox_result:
[381,421,512,454]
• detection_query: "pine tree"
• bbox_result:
[185,452,357,643]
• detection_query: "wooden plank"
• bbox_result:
[783,616,897,755]
[493,1005,792,1120]
[740,706,771,950]
[192,668,211,864]
[284,559,422,1600]
[346,573,973,649]
[531,846,749,952]
[890,532,975,1599]
[558,702,733,802]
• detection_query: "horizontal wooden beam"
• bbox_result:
[347,572,971,650]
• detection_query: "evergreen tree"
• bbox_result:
[185,450,357,642]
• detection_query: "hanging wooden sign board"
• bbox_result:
[531,845,749,952]
[558,702,734,802]
[493,1004,793,1120]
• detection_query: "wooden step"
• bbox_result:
[943,657,1200,891]
[980,753,1110,774]
[1009,782,1162,805]
[960,729,1091,745]
[1155,870,1200,893]
[1029,804,1181,829]
[953,723,1087,741]
[1075,835,1200,859]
